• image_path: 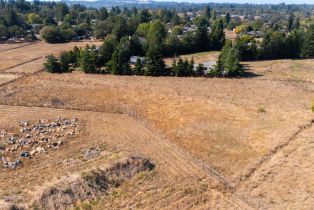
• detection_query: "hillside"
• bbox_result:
[0,41,313,209]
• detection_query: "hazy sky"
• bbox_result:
[158,0,314,4]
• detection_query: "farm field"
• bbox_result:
[0,42,313,209]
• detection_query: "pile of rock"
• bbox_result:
[0,117,80,169]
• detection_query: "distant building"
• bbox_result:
[246,31,264,38]
[130,56,145,64]
[194,61,216,72]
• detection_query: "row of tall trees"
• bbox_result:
[235,25,314,61]
[45,47,214,77]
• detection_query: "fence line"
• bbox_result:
[124,106,235,190]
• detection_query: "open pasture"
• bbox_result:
[0,41,313,209]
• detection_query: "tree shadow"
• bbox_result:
[241,64,263,78]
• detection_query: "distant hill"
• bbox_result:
[65,0,314,9]
[65,0,199,9]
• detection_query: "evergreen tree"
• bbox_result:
[112,16,127,39]
[175,58,185,77]
[99,36,117,67]
[188,58,194,76]
[55,2,69,22]
[293,17,300,30]
[171,58,177,76]
[98,7,108,21]
[44,55,61,73]
[211,54,224,77]
[134,57,144,75]
[0,25,7,39]
[139,9,150,23]
[195,16,210,51]
[224,12,231,26]
[44,17,57,26]
[302,24,314,58]
[171,14,180,26]
[212,40,242,77]
[80,48,96,73]
[224,47,242,77]
[285,30,304,58]
[195,64,206,77]
[109,49,131,75]
[108,37,131,75]
[145,44,165,76]
[3,6,17,26]
[203,5,211,19]
[212,10,217,20]
[260,31,286,59]
[59,51,72,73]
[72,46,81,67]
[210,19,225,50]
[287,13,294,31]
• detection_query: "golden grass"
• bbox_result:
[0,46,313,209]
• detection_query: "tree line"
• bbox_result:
[235,24,314,61]
[45,43,209,77]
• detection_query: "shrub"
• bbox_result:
[44,55,61,73]
[40,26,63,43]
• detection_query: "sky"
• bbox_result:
[157,0,314,4]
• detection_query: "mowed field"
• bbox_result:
[0,42,313,209]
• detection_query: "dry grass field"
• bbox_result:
[0,41,102,72]
[0,41,102,87]
[0,42,35,53]
[0,42,313,209]
[164,51,220,66]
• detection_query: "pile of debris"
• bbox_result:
[0,117,80,169]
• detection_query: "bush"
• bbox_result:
[40,25,76,43]
[60,27,76,42]
[40,26,63,43]
[44,55,61,73]
[59,51,73,73]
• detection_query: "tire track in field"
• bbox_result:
[0,42,37,54]
[0,104,254,209]
[0,56,43,72]
[237,119,314,187]
[0,68,44,88]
